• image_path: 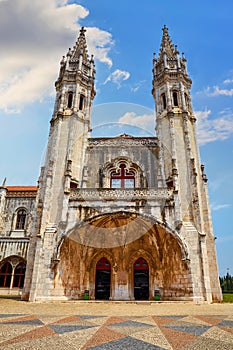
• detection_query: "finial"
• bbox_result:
[60,56,65,65]
[67,48,72,57]
[175,45,179,54]
[162,25,168,33]
[182,52,186,60]
[1,177,6,187]
[153,52,157,63]
[80,26,86,35]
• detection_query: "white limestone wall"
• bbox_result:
[0,238,29,261]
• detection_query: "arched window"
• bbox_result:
[0,262,12,288]
[173,91,178,107]
[111,164,135,188]
[13,262,26,288]
[161,93,166,109]
[16,209,26,230]
[67,92,73,108]
[79,95,85,110]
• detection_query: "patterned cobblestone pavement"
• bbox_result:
[0,300,233,349]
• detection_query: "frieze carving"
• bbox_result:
[6,191,37,198]
[88,137,158,148]
[69,187,173,201]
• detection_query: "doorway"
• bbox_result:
[134,257,149,300]
[95,257,111,300]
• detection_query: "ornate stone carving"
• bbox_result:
[69,188,173,201]
[88,137,158,148]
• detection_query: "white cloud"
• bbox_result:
[116,109,233,145]
[131,80,146,93]
[86,27,113,67]
[104,69,130,88]
[203,76,233,96]
[196,109,233,145]
[211,203,231,211]
[0,0,113,112]
[118,111,155,132]
[205,85,233,97]
[223,78,233,84]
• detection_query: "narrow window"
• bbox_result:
[184,93,188,108]
[173,91,178,106]
[13,262,26,288]
[67,92,73,108]
[79,95,85,110]
[16,209,26,230]
[99,168,103,188]
[161,93,166,109]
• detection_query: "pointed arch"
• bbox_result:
[133,257,149,300]
[127,250,154,300]
[88,250,115,300]
[0,256,26,289]
[13,262,26,288]
[0,261,12,288]
[95,257,111,300]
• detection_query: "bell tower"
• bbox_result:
[39,26,95,224]
[152,25,197,224]
[23,27,95,301]
[152,26,222,302]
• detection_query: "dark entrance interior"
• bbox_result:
[134,257,149,300]
[95,257,111,300]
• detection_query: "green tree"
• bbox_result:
[220,272,233,292]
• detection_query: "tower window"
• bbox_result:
[67,92,73,108]
[111,164,135,188]
[173,91,178,107]
[184,93,189,108]
[79,95,85,110]
[16,209,26,230]
[161,93,166,109]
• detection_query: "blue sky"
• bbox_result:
[0,0,232,276]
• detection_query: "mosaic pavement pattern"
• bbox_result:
[0,313,233,349]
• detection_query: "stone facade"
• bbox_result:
[0,26,222,302]
[0,186,37,294]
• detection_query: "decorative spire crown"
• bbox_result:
[158,25,178,61]
[70,26,89,63]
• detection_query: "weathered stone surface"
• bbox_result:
[0,27,222,303]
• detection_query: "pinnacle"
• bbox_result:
[70,26,89,63]
[158,25,177,60]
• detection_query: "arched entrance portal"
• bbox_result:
[134,257,149,300]
[95,257,111,300]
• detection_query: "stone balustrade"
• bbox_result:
[69,187,173,201]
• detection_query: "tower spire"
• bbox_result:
[158,25,177,61]
[70,26,89,63]
[54,26,95,121]
[152,25,192,115]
